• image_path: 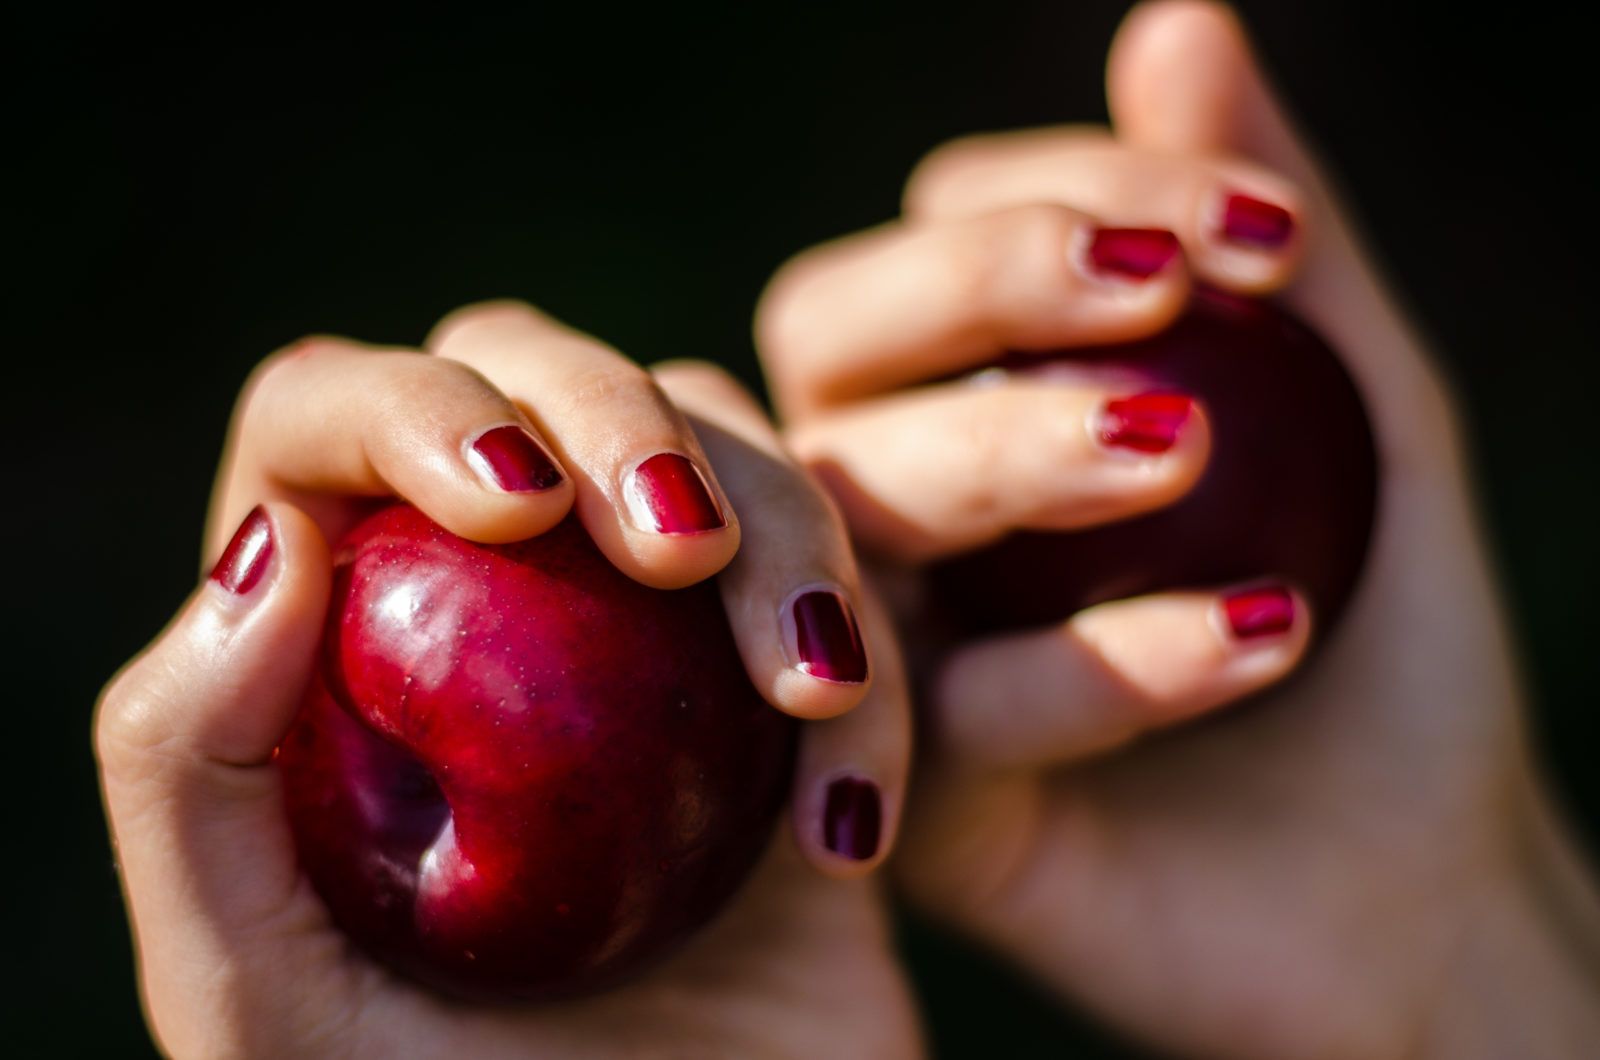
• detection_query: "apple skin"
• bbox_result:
[930,286,1380,635]
[277,504,797,1002]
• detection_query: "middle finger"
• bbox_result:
[757,203,1191,416]
[429,301,739,590]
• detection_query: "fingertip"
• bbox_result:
[1088,388,1213,512]
[1075,223,1194,321]
[580,450,741,589]
[788,588,908,879]
[765,666,871,722]
[101,502,333,778]
[795,770,897,880]
[1212,579,1314,677]
[761,583,872,718]
[412,415,577,546]
[425,485,578,547]
[1110,1,1252,148]
[1196,180,1309,293]
[589,501,742,591]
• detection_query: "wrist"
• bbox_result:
[1419,789,1600,1059]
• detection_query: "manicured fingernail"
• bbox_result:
[1086,227,1181,281]
[1218,192,1295,249]
[466,425,564,493]
[789,589,868,684]
[1222,584,1296,640]
[823,777,881,861]
[1098,392,1195,453]
[210,505,274,595]
[624,452,726,534]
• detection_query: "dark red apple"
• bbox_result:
[277,503,796,1002]
[931,286,1379,634]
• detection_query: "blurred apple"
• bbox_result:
[931,287,1379,635]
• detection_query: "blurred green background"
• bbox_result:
[13,2,1596,1055]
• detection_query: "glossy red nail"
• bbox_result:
[210,505,274,595]
[1099,392,1195,453]
[1219,192,1295,249]
[1086,227,1181,281]
[791,590,868,684]
[823,777,881,861]
[1222,584,1296,639]
[625,453,726,534]
[467,425,563,493]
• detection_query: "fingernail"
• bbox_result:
[210,505,275,595]
[1086,227,1181,281]
[823,777,882,861]
[623,452,726,535]
[1098,392,1195,453]
[1222,583,1296,640]
[466,425,564,493]
[789,589,869,684]
[1217,192,1295,249]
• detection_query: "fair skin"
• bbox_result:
[94,303,921,1058]
[99,3,1600,1057]
[757,2,1600,1058]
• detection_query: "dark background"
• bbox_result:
[13,2,1597,1055]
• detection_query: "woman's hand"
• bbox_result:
[757,3,1600,1057]
[95,302,920,1058]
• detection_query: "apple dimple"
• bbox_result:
[279,505,796,1001]
[930,287,1380,636]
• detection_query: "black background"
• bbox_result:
[12,2,1597,1055]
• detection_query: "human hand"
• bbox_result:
[756,4,1600,1056]
[96,302,919,1058]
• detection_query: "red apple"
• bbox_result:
[277,504,796,1002]
[931,286,1379,635]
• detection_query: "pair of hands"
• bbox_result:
[96,4,1600,1058]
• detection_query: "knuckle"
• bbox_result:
[924,207,1082,328]
[557,361,674,421]
[755,248,830,362]
[428,298,543,351]
[931,230,1007,319]
[232,341,316,428]
[903,133,990,214]
[650,359,763,418]
[93,659,164,773]
[944,401,1015,528]
[386,353,495,409]
[651,358,739,394]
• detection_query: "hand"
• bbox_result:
[756,3,1600,1057]
[95,302,919,1058]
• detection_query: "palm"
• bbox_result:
[907,474,1525,1056]
[250,831,919,1058]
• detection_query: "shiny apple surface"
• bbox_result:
[278,504,796,1001]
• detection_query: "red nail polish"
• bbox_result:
[1099,392,1195,453]
[1086,227,1181,281]
[1219,192,1295,249]
[210,505,274,595]
[823,777,881,861]
[1222,584,1296,639]
[624,453,726,534]
[467,425,563,493]
[791,590,868,684]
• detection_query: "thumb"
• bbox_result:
[1106,0,1454,450]
[95,503,331,1044]
[1108,1,1319,190]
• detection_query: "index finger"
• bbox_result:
[757,204,1191,417]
